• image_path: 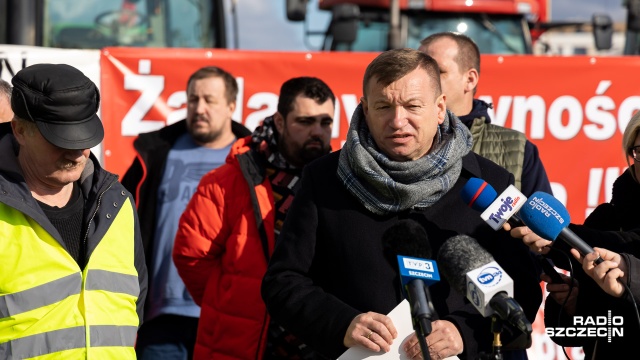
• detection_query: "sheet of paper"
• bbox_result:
[337,299,459,360]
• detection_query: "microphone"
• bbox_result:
[382,219,433,262]
[460,177,498,213]
[397,255,439,336]
[461,178,526,230]
[382,220,439,358]
[460,178,565,284]
[519,192,603,265]
[437,234,532,346]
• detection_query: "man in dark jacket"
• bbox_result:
[262,49,542,360]
[121,66,250,360]
[419,32,552,197]
[0,63,147,359]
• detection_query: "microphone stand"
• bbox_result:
[407,280,434,360]
[479,315,503,360]
[413,317,432,360]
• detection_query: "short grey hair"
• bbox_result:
[0,79,11,101]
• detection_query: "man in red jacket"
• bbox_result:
[173,77,336,360]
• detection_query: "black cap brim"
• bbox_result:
[35,113,104,150]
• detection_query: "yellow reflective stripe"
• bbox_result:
[90,325,137,347]
[0,273,81,318]
[0,326,85,359]
[85,269,140,297]
[0,325,137,358]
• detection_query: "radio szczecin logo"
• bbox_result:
[545,310,623,342]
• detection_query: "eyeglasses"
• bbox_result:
[631,146,640,162]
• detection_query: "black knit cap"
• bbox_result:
[11,63,104,150]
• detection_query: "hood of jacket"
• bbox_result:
[225,135,254,165]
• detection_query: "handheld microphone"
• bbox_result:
[519,192,603,265]
[461,178,526,230]
[437,234,532,345]
[460,178,565,284]
[460,177,498,213]
[382,220,439,358]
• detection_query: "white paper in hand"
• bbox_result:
[337,299,459,360]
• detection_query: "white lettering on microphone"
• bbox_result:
[527,196,565,224]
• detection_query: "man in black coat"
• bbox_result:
[121,66,250,359]
[261,49,542,360]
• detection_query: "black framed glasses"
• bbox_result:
[631,146,640,162]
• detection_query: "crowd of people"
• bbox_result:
[0,31,638,360]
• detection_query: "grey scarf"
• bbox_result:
[337,104,473,215]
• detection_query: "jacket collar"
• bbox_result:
[458,99,493,128]
[132,119,252,153]
[461,152,483,179]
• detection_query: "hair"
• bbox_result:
[186,66,238,104]
[420,32,480,74]
[362,48,441,100]
[277,77,336,120]
[420,32,481,94]
[13,116,38,136]
[0,79,11,101]
[623,111,640,176]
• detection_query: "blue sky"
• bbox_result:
[228,0,628,51]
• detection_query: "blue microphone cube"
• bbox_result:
[397,255,440,288]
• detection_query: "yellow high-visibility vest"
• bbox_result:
[0,198,140,359]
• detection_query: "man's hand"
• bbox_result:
[505,225,553,255]
[402,320,463,360]
[542,273,579,315]
[343,312,398,353]
[571,247,628,298]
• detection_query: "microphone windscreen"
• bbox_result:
[382,219,432,266]
[519,192,571,241]
[460,177,498,212]
[437,234,495,295]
